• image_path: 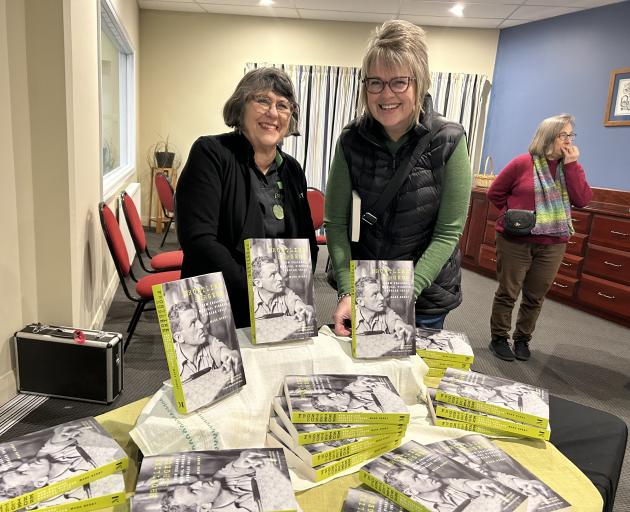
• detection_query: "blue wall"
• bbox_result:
[482,1,630,190]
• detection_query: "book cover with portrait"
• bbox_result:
[350,260,415,359]
[415,328,475,365]
[435,369,550,429]
[245,238,317,344]
[359,440,529,512]
[0,417,127,512]
[283,375,409,425]
[426,435,570,511]
[132,448,297,512]
[342,487,403,512]
[153,272,246,414]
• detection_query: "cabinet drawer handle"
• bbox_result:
[561,262,572,267]
[568,241,576,245]
[610,230,628,237]
[604,261,622,268]
[553,282,568,288]
[597,292,615,300]
[490,258,497,263]
[571,218,581,222]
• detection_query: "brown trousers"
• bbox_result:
[490,233,566,342]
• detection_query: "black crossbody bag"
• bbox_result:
[502,209,536,236]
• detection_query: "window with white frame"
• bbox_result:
[100,0,134,198]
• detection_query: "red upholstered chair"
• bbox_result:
[155,172,176,248]
[306,187,329,271]
[119,191,182,273]
[99,202,180,350]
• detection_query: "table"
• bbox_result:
[94,330,605,512]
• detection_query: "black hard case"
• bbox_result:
[13,323,123,404]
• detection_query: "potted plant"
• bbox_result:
[147,135,180,169]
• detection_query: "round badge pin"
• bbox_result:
[273,204,285,220]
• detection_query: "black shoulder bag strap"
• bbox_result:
[361,125,436,227]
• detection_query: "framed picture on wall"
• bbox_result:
[604,67,630,126]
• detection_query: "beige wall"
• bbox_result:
[0,0,22,401]
[139,11,498,220]
[0,0,139,405]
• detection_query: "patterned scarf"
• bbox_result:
[530,155,574,237]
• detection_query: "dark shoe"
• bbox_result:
[513,340,531,361]
[489,336,515,361]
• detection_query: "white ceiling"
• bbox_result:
[137,0,625,29]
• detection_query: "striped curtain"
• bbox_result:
[246,63,489,191]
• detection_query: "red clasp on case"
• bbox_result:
[74,329,86,344]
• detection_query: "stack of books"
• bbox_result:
[132,447,299,512]
[266,374,410,482]
[0,417,128,512]
[415,328,474,387]
[429,368,551,441]
[357,434,570,511]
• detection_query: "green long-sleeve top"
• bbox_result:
[324,134,472,298]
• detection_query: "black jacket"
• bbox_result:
[176,132,318,327]
[340,96,464,314]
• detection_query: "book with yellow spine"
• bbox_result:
[273,397,405,445]
[132,448,298,512]
[266,431,402,482]
[421,358,471,370]
[25,473,125,512]
[152,272,246,414]
[360,440,528,512]
[0,418,127,512]
[436,369,549,428]
[268,413,399,467]
[284,375,409,425]
[415,327,474,364]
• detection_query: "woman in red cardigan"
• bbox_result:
[487,114,592,362]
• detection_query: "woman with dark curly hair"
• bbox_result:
[176,68,317,327]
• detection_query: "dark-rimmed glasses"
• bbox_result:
[251,95,294,117]
[558,132,577,141]
[363,76,415,94]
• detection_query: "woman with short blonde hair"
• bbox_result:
[325,20,472,334]
[487,114,592,361]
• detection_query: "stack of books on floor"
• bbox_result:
[0,417,128,512]
[428,367,551,440]
[132,447,299,512]
[266,374,410,482]
[351,433,570,511]
[415,328,474,388]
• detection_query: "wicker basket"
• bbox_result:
[474,156,496,188]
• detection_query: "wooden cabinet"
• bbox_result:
[461,187,630,327]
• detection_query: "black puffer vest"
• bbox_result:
[340,96,465,314]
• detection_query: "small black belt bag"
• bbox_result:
[502,209,536,236]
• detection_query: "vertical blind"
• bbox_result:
[246,63,490,191]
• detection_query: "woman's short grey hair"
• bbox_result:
[359,20,431,121]
[528,114,575,156]
[223,67,299,136]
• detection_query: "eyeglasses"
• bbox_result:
[558,132,577,141]
[363,76,415,94]
[251,95,294,117]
